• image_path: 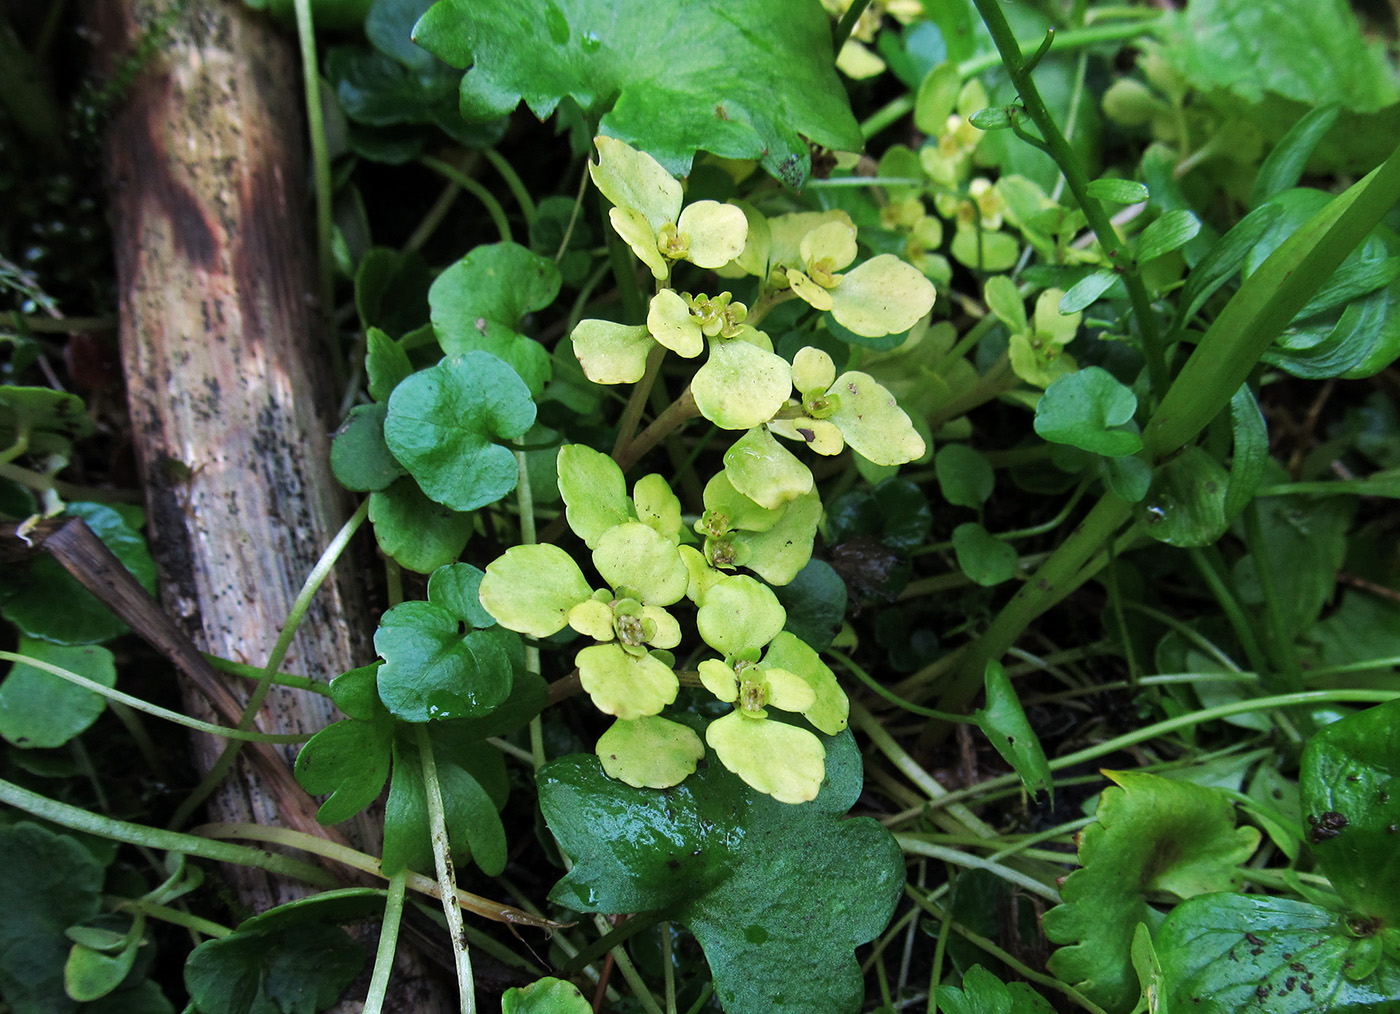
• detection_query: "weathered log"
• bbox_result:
[95,0,444,1007]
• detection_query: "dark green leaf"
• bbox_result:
[1135,446,1230,548]
[374,601,514,721]
[1157,894,1400,1013]
[872,477,934,551]
[0,387,94,455]
[0,503,156,645]
[184,921,363,1014]
[1136,210,1202,265]
[1224,385,1268,521]
[356,249,431,338]
[238,888,389,935]
[367,0,438,68]
[326,44,460,128]
[1300,699,1400,924]
[951,523,1018,587]
[365,326,415,402]
[82,978,173,1014]
[330,403,407,492]
[774,560,847,653]
[382,727,508,875]
[539,728,903,1014]
[1173,203,1281,329]
[429,244,560,398]
[1231,494,1352,635]
[1101,454,1152,504]
[383,351,536,512]
[0,823,105,1014]
[1043,771,1260,1012]
[412,0,862,181]
[64,915,141,1003]
[368,477,474,574]
[1295,256,1400,320]
[1058,271,1117,314]
[936,444,995,508]
[294,717,393,824]
[1252,103,1342,207]
[330,663,384,722]
[0,639,115,749]
[1034,367,1142,458]
[974,661,1051,800]
[1085,178,1149,205]
[427,562,496,628]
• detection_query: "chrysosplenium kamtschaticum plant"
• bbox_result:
[478,136,935,803]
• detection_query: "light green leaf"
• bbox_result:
[1059,270,1117,314]
[589,134,682,232]
[631,472,682,541]
[1135,446,1230,547]
[596,716,705,789]
[1137,209,1202,265]
[503,977,591,1014]
[1086,178,1149,204]
[384,351,536,512]
[570,318,654,384]
[365,327,413,402]
[974,660,1051,800]
[938,965,1055,1014]
[828,371,925,465]
[576,643,677,719]
[692,337,792,430]
[722,427,813,510]
[557,443,631,549]
[706,712,826,804]
[983,274,1027,332]
[1044,771,1261,1012]
[479,544,593,637]
[761,631,848,735]
[697,575,786,657]
[647,289,703,358]
[831,255,936,338]
[592,523,687,605]
[731,490,822,586]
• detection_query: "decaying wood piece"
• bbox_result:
[94,0,444,1006]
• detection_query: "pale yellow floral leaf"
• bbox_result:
[830,254,936,337]
[590,135,682,232]
[571,319,654,385]
[597,716,704,789]
[827,371,925,465]
[692,338,792,430]
[577,643,677,719]
[646,289,703,358]
[706,711,826,804]
[677,201,748,269]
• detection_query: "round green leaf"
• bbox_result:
[570,319,654,384]
[1033,366,1143,457]
[593,523,687,605]
[827,371,925,465]
[1135,446,1230,547]
[368,477,473,574]
[374,602,515,721]
[479,544,592,637]
[761,631,848,735]
[692,338,792,431]
[697,575,787,657]
[503,977,591,1014]
[706,712,826,804]
[384,351,536,512]
[294,718,393,825]
[731,490,822,586]
[0,638,115,749]
[935,443,994,508]
[722,426,813,510]
[330,402,406,492]
[596,715,705,789]
[951,523,1018,586]
[829,254,936,338]
[557,443,632,549]
[427,562,496,628]
[576,643,678,719]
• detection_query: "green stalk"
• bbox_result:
[291,0,338,366]
[896,836,1060,902]
[970,0,1167,394]
[416,725,476,1014]
[420,154,514,243]
[0,778,336,886]
[832,0,874,51]
[482,148,538,225]
[170,500,369,829]
[363,870,408,1014]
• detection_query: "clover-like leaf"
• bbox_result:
[538,728,903,1014]
[706,711,825,804]
[647,289,704,358]
[570,319,653,384]
[557,443,632,548]
[1300,698,1400,924]
[723,427,813,510]
[479,544,594,637]
[294,714,394,825]
[829,255,937,338]
[413,0,861,182]
[1043,771,1262,1012]
[429,243,560,398]
[827,372,926,465]
[952,522,1019,587]
[697,575,786,657]
[1034,366,1143,458]
[0,638,115,749]
[1156,894,1400,1014]
[576,643,677,719]
[331,402,406,492]
[692,336,792,430]
[374,601,515,721]
[503,977,591,1014]
[596,715,705,789]
[593,523,687,606]
[384,351,536,511]
[1135,446,1230,548]
[185,919,363,1014]
[938,965,1055,1014]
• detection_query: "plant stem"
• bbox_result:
[420,154,514,243]
[363,869,407,1014]
[170,499,369,829]
[612,343,666,457]
[0,652,309,744]
[970,0,1168,395]
[416,725,475,1014]
[291,0,339,370]
[614,387,701,473]
[482,148,537,225]
[832,0,873,51]
[895,836,1060,902]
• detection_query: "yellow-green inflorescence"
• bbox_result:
[479,137,938,803]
